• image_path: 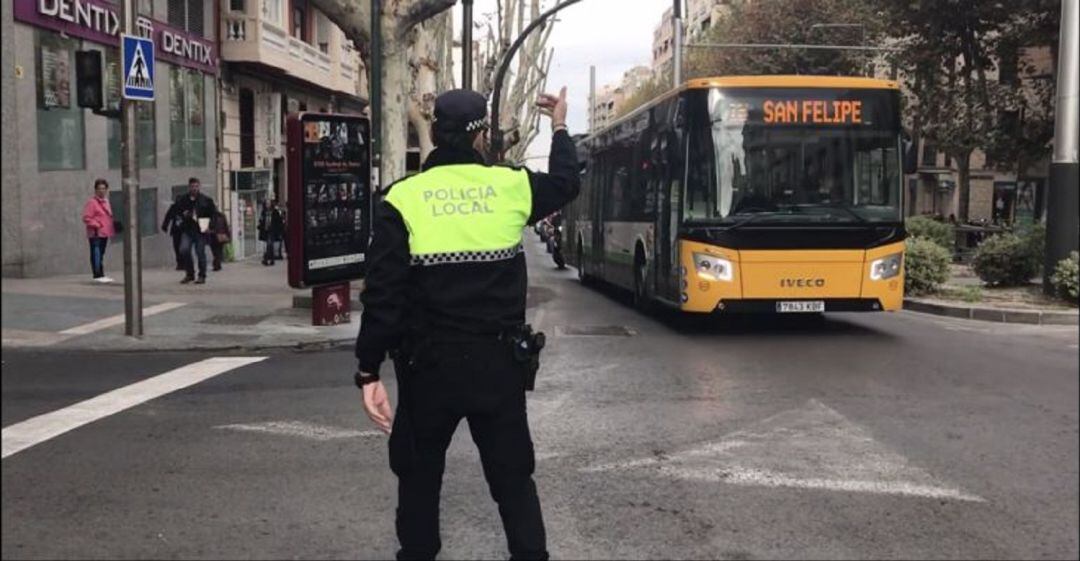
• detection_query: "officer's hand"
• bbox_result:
[362,380,394,434]
[536,87,568,128]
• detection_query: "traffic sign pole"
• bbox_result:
[121,0,142,337]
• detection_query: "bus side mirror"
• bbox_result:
[901,130,918,175]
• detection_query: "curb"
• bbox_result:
[904,299,1079,325]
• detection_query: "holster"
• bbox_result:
[499,324,545,392]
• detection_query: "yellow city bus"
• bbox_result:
[569,76,913,314]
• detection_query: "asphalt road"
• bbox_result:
[2,238,1078,560]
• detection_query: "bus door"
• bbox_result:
[654,100,684,302]
[589,151,607,279]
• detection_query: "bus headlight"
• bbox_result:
[693,253,734,282]
[870,253,903,281]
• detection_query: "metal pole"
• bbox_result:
[490,0,584,159]
[462,0,473,90]
[370,0,382,192]
[121,0,142,337]
[672,0,683,88]
[1045,0,1080,294]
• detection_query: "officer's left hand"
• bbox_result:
[362,380,394,434]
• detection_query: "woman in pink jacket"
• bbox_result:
[82,179,116,283]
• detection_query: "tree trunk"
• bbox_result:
[956,151,972,222]
[382,41,412,184]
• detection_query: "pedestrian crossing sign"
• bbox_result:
[121,34,154,101]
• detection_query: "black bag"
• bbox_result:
[113,220,123,233]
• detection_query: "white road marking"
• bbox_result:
[58,302,187,336]
[214,420,384,441]
[583,399,984,502]
[1,356,266,459]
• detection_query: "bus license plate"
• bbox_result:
[777,301,825,313]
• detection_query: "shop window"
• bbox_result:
[170,67,207,168]
[105,48,157,170]
[36,31,85,171]
[108,188,159,238]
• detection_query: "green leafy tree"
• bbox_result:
[881,0,1059,222]
[685,0,884,79]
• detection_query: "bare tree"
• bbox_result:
[308,0,456,184]
[475,0,556,164]
[408,11,455,162]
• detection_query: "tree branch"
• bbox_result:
[397,0,456,40]
[307,0,371,52]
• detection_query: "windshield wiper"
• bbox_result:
[723,211,778,232]
[822,205,869,224]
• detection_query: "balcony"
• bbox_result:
[220,4,361,98]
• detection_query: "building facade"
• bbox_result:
[217,0,366,259]
[3,0,220,277]
[651,6,673,76]
[0,0,368,276]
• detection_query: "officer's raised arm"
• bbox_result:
[527,87,581,224]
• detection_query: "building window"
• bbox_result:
[291,0,308,42]
[263,0,282,26]
[230,0,245,11]
[170,66,206,168]
[35,31,85,171]
[139,0,154,16]
[105,48,156,169]
[315,12,332,53]
[921,141,938,168]
[167,0,204,36]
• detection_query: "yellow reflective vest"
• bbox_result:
[384,164,533,266]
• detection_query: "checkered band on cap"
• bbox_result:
[464,118,488,132]
[411,244,523,267]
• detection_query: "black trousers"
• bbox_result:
[171,230,183,267]
[389,338,547,561]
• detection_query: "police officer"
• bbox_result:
[354,87,579,560]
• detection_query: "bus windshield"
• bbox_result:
[684,87,903,225]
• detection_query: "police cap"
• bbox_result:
[433,89,489,134]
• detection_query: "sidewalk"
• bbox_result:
[1,258,361,352]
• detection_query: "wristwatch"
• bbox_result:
[354,370,380,388]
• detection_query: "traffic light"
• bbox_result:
[75,50,103,110]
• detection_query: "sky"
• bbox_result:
[452,0,672,168]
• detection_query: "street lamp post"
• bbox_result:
[1045,0,1079,294]
[489,0,585,160]
[462,0,474,90]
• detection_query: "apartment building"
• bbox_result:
[3,0,220,276]
[218,0,366,258]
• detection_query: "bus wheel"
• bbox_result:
[577,241,587,284]
[633,257,651,312]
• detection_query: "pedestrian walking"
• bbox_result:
[259,200,285,266]
[81,178,117,283]
[208,210,231,271]
[354,87,579,560]
[173,177,218,284]
[161,199,185,270]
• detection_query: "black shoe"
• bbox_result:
[180,276,194,284]
[194,277,206,285]
[212,265,222,271]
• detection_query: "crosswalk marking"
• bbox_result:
[214,420,383,441]
[2,356,266,459]
[584,399,984,502]
[58,302,186,336]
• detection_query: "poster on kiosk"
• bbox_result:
[286,113,372,295]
